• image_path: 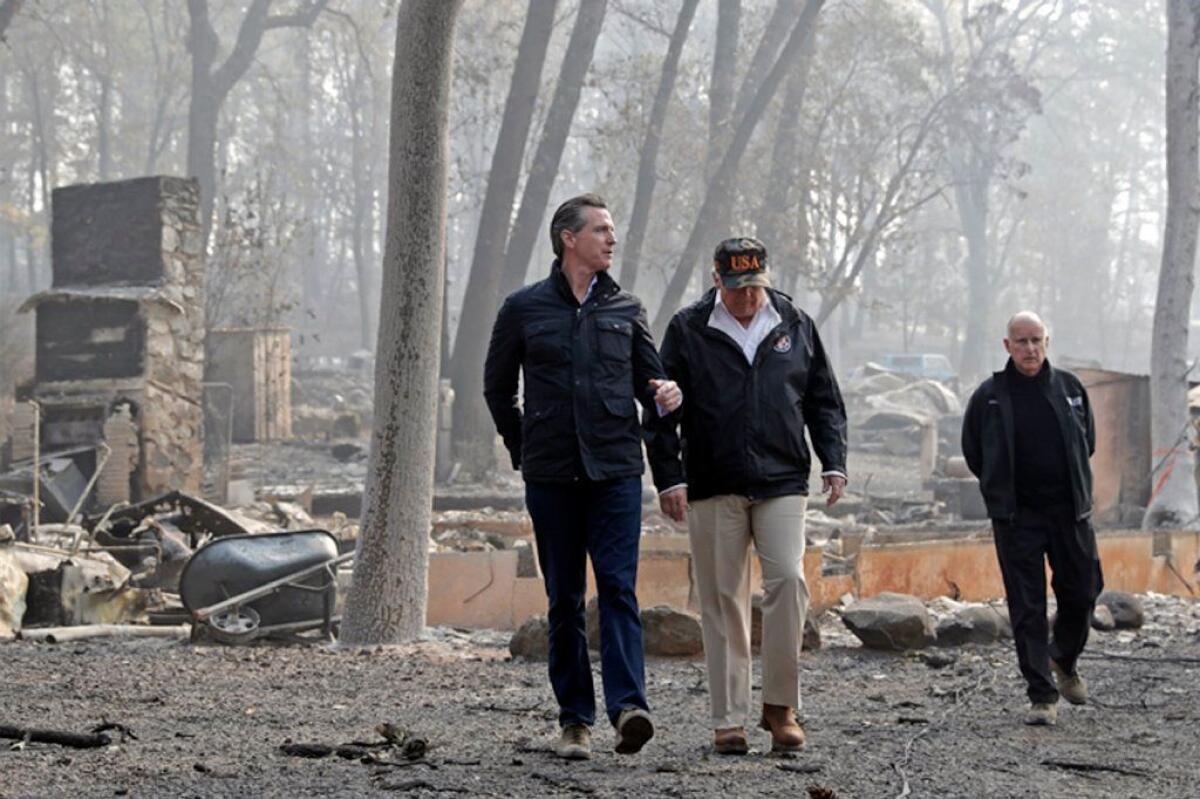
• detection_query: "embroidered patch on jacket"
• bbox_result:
[1066,395,1083,408]
[773,334,792,353]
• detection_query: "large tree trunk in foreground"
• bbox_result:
[340,0,463,645]
[448,0,559,474]
[653,0,824,335]
[1145,0,1200,530]
[619,0,700,293]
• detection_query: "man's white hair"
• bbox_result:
[1005,310,1049,338]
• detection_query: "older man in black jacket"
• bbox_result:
[484,194,680,760]
[645,237,847,755]
[961,311,1103,727]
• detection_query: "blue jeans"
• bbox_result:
[525,476,648,728]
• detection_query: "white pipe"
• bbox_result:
[19,624,190,644]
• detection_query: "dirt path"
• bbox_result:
[1,601,1198,798]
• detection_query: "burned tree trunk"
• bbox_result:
[185,0,327,248]
[619,0,699,293]
[754,25,814,266]
[454,0,608,476]
[339,0,463,645]
[495,0,609,301]
[1145,0,1200,529]
[706,0,741,182]
[448,0,559,474]
[652,0,824,335]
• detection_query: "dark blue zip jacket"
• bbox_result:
[483,262,667,483]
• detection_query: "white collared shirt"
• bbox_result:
[708,290,782,364]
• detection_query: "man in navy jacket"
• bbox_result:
[484,194,680,759]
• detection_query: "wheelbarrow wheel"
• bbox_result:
[208,607,261,644]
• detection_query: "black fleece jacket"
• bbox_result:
[961,359,1095,521]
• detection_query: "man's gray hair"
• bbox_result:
[549,193,607,259]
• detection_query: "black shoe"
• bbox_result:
[615,708,654,754]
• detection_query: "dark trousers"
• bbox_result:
[992,505,1104,703]
[525,476,648,728]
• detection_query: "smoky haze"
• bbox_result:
[0,0,1180,460]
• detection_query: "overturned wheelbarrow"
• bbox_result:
[180,530,354,644]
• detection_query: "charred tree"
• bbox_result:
[652,0,824,335]
[495,0,609,301]
[619,0,700,293]
[185,0,327,248]
[453,0,608,475]
[731,0,801,123]
[339,0,464,645]
[448,0,559,473]
[707,0,741,182]
[1145,0,1200,529]
[754,24,814,277]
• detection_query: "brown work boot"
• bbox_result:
[614,708,654,754]
[1024,702,1058,726]
[556,724,592,760]
[1051,660,1088,705]
[759,704,805,753]
[713,727,749,755]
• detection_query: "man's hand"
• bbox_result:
[659,486,687,523]
[822,474,846,507]
[650,378,682,413]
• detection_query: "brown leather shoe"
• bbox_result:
[713,727,749,755]
[759,704,805,753]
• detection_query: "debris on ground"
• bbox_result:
[279,722,429,766]
[0,723,114,749]
[3,594,1197,797]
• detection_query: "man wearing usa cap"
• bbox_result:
[645,237,847,755]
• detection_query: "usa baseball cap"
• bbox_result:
[714,236,769,289]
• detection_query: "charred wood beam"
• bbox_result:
[0,724,111,749]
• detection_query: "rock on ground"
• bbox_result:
[935,605,1011,646]
[1097,590,1145,629]
[640,606,703,656]
[509,615,549,661]
[841,592,936,651]
[1091,604,1116,631]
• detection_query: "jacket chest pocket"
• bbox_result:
[1064,395,1087,432]
[594,318,632,362]
[524,319,571,365]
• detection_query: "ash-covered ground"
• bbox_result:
[2,595,1197,798]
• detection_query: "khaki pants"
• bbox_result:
[688,494,809,730]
